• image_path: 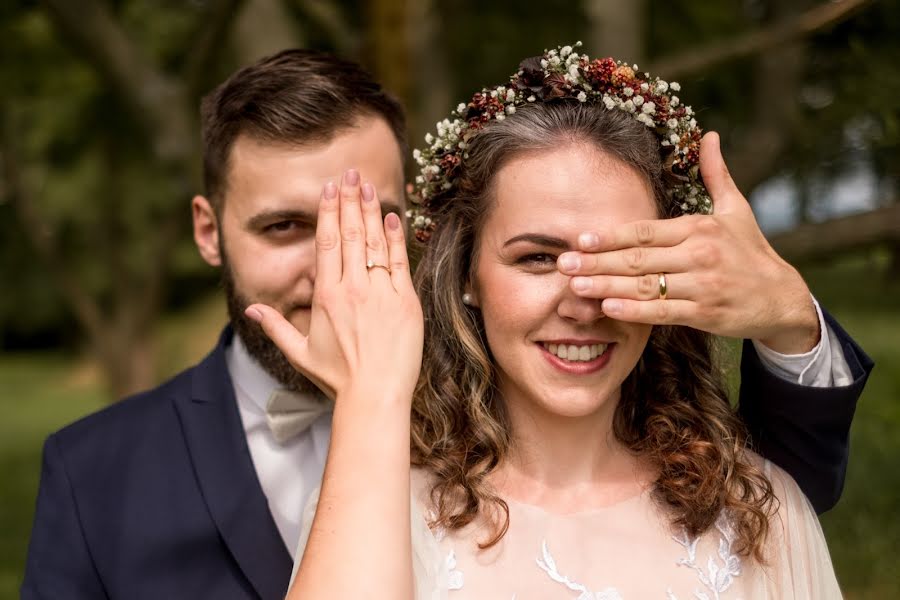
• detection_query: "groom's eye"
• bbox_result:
[262,220,314,241]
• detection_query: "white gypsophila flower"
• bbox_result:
[413,149,421,160]
[442,182,452,190]
[506,105,516,114]
[496,113,505,121]
[506,89,516,102]
[623,87,634,97]
[425,133,434,144]
[405,209,413,218]
[583,83,592,91]
[685,106,693,116]
[436,123,445,136]
[414,215,425,227]
[671,96,680,107]
[550,56,561,66]
[603,95,616,110]
[541,59,548,68]
[656,81,669,93]
[561,45,572,57]
[661,140,671,146]
[669,133,680,144]
[490,90,498,98]
[458,141,467,149]
[568,64,579,78]
[689,118,697,128]
[642,101,656,114]
[633,95,644,107]
[528,95,536,102]
[415,175,424,184]
[577,91,587,102]
[636,113,654,127]
[548,49,558,57]
[623,99,635,112]
[497,86,507,96]
[457,103,466,113]
[667,118,679,129]
[640,82,649,92]
[671,82,681,91]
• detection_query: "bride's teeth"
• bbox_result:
[543,342,609,362]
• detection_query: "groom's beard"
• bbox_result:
[221,261,320,395]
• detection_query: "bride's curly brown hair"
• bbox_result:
[410,102,777,560]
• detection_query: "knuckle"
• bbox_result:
[366,235,383,253]
[637,274,657,298]
[693,243,721,269]
[341,226,363,242]
[316,232,338,251]
[696,215,720,236]
[635,221,655,245]
[625,248,644,272]
[655,300,671,321]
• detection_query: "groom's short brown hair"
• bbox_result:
[200,49,407,211]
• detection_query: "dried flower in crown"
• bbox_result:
[408,42,711,243]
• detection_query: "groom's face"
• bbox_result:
[192,114,405,389]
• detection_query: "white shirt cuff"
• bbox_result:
[751,296,854,387]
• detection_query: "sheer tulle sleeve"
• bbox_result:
[289,475,446,600]
[754,458,843,599]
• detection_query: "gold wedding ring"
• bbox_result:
[658,273,668,300]
[366,259,391,274]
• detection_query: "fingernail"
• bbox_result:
[558,254,580,272]
[602,299,622,314]
[324,181,337,199]
[578,232,600,249]
[344,169,359,185]
[362,182,374,202]
[245,307,263,323]
[385,212,401,230]
[572,277,591,292]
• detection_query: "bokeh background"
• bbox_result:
[1,0,898,597]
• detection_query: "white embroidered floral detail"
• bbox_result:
[535,540,624,600]
[671,512,743,600]
[425,508,465,591]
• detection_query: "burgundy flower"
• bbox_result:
[515,56,546,95]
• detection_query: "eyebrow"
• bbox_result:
[246,201,405,230]
[502,233,570,249]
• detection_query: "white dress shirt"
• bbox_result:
[226,298,852,553]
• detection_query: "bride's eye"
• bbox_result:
[517,253,557,268]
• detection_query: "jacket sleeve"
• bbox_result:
[737,308,874,514]
[21,434,108,599]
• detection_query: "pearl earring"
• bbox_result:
[462,293,474,306]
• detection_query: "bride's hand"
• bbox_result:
[245,169,424,402]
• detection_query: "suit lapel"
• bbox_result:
[174,328,293,600]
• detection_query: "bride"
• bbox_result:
[248,43,841,599]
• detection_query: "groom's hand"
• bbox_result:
[557,131,819,354]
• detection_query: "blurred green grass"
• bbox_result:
[0,257,897,599]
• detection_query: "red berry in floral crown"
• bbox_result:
[408,42,711,243]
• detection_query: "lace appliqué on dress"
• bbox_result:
[536,541,623,600]
[426,510,464,591]
[670,512,743,600]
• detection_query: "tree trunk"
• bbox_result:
[366,0,410,110]
[584,0,646,64]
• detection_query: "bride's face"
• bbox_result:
[470,143,657,421]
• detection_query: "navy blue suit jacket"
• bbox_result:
[22,315,872,599]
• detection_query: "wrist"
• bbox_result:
[758,276,820,355]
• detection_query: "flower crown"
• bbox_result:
[408,42,712,243]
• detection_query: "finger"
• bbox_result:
[570,273,677,301]
[599,298,696,326]
[562,245,681,278]
[566,216,696,261]
[245,304,310,369]
[699,132,746,215]
[384,212,413,292]
[315,181,341,287]
[339,168,366,282]
[360,182,390,277]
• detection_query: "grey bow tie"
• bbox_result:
[265,389,334,444]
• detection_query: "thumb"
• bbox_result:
[245,303,310,370]
[699,131,746,215]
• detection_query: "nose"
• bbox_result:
[557,279,606,323]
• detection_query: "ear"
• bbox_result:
[192,195,222,267]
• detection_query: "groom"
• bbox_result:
[23,49,872,600]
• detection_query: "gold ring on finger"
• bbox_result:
[366,259,392,274]
[658,273,668,300]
